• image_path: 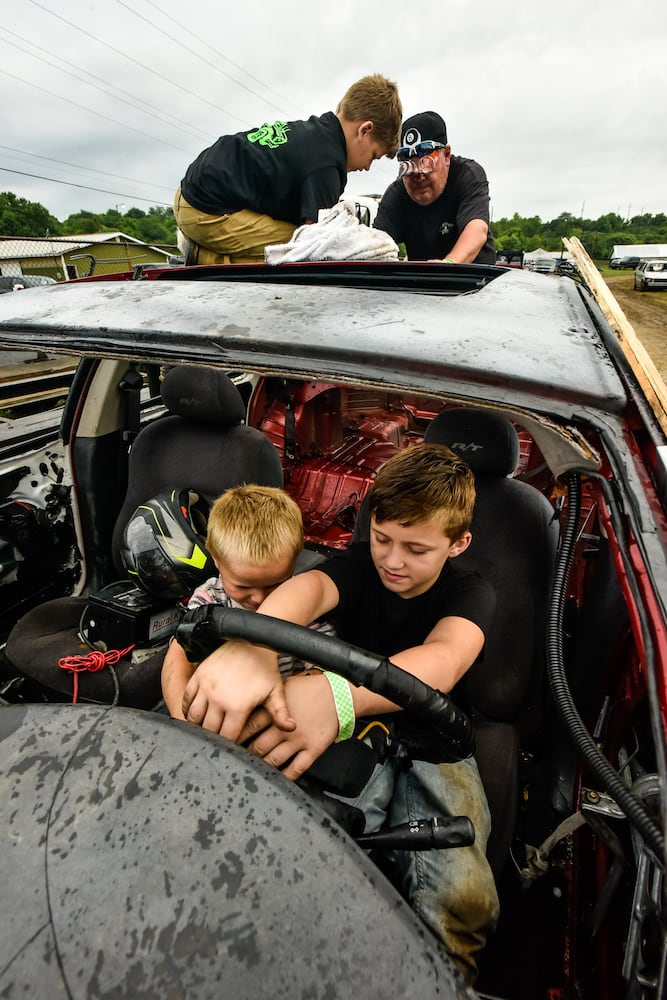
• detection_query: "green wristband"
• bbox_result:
[323,671,355,742]
[443,257,456,264]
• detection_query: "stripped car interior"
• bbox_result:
[0,260,665,999]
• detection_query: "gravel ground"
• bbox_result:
[603,272,667,381]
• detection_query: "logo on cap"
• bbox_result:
[402,127,422,147]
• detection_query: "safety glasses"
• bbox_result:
[396,140,445,162]
[397,150,443,178]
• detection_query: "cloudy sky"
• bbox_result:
[2,0,665,225]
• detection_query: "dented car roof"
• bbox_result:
[0,263,628,420]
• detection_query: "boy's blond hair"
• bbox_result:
[368,443,475,541]
[336,74,402,156]
[206,485,304,566]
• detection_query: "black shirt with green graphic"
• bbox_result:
[181,112,347,225]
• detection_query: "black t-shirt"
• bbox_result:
[317,542,495,660]
[180,112,347,225]
[374,155,497,263]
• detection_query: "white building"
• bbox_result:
[609,244,667,266]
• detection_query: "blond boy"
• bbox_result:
[161,484,330,719]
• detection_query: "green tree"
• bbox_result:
[492,208,667,261]
[595,212,625,233]
[0,191,61,237]
[61,211,109,235]
[147,205,177,244]
[58,203,176,246]
[4,189,665,261]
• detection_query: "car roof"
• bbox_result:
[0,263,627,419]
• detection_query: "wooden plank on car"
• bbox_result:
[564,236,667,435]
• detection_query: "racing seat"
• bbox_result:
[353,407,559,877]
[5,366,284,709]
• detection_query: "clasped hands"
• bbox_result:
[182,639,339,781]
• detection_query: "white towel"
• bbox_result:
[264,201,399,264]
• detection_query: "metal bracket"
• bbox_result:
[581,787,626,820]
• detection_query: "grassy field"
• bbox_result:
[601,269,667,381]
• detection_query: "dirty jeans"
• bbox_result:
[173,186,296,263]
[338,754,499,984]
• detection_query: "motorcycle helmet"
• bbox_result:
[120,489,215,600]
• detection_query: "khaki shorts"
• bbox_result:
[173,187,297,264]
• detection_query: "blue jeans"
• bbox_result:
[339,755,499,983]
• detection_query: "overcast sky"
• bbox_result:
[2,0,665,226]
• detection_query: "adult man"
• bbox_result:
[173,74,402,264]
[374,110,496,264]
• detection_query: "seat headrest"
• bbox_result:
[160,366,246,426]
[424,408,519,477]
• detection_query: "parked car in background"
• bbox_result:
[610,256,641,270]
[0,275,57,293]
[610,244,667,269]
[634,259,667,291]
[497,250,525,269]
[555,259,579,277]
[532,256,557,274]
[0,259,664,1000]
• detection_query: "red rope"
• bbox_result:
[58,645,134,703]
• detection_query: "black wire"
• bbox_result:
[0,166,172,207]
[547,472,664,862]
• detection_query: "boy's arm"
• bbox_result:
[353,615,484,715]
[182,570,340,741]
[244,615,485,780]
[161,639,197,720]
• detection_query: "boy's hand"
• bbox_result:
[182,639,296,741]
[243,672,339,780]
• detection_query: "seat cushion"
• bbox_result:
[473,720,519,878]
[6,597,165,709]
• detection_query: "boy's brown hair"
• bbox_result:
[206,485,304,566]
[368,443,475,541]
[336,74,402,156]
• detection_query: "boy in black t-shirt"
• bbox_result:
[174,74,402,264]
[183,443,499,983]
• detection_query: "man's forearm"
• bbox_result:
[444,219,489,263]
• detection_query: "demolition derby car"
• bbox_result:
[0,257,665,999]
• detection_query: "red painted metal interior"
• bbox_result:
[250,378,549,549]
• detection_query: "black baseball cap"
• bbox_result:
[401,111,448,148]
